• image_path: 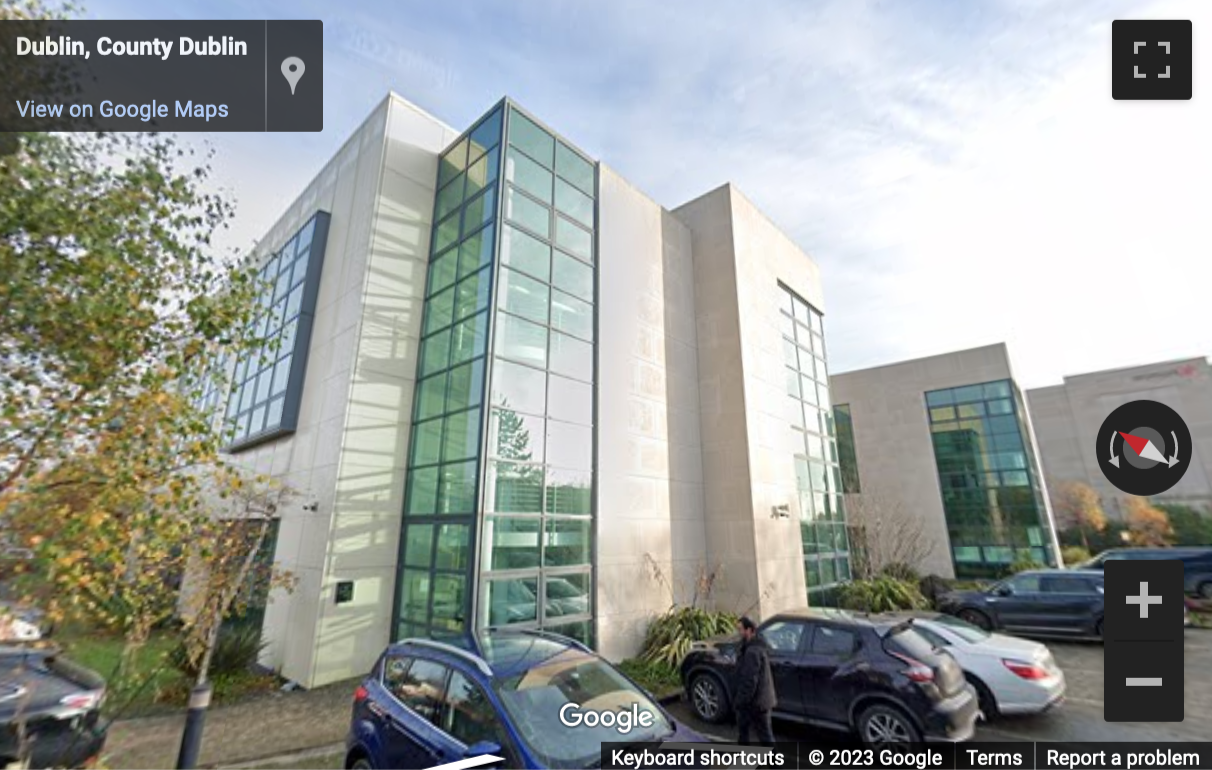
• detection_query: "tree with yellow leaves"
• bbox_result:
[1124,496,1175,547]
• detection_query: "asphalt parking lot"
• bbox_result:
[666,629,1212,743]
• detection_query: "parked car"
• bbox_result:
[879,611,1065,720]
[0,646,107,769]
[0,603,52,642]
[936,569,1105,638]
[680,608,979,745]
[1077,547,1212,599]
[346,628,709,769]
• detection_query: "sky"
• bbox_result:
[87,0,1212,389]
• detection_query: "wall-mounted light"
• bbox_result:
[771,504,790,519]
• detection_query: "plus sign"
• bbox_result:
[1127,581,1163,618]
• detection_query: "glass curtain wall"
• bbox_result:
[396,102,598,647]
[925,380,1055,578]
[779,285,851,595]
[397,108,504,639]
[479,106,597,647]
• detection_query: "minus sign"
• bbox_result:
[1126,678,1163,686]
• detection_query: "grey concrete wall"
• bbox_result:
[830,344,1019,579]
[1027,358,1212,519]
[673,185,818,621]
[596,166,705,661]
[235,94,456,687]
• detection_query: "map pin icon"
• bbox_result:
[281,57,305,95]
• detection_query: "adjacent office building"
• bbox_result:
[830,344,1062,579]
[212,93,849,688]
[1027,357,1212,519]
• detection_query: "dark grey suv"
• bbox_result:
[936,569,1105,639]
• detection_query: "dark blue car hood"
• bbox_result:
[664,719,714,743]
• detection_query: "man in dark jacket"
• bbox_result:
[733,616,776,746]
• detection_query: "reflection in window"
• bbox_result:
[925,379,1053,577]
[225,212,329,449]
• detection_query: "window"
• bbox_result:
[394,658,449,725]
[759,621,805,653]
[1006,575,1041,594]
[915,626,950,648]
[809,625,856,657]
[225,212,329,450]
[383,655,413,698]
[505,187,550,238]
[508,111,555,167]
[443,672,504,748]
[1041,576,1095,594]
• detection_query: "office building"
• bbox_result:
[830,344,1062,579]
[1027,357,1212,519]
[211,93,848,688]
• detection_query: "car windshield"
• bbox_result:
[931,614,991,643]
[493,650,674,768]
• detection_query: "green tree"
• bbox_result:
[1158,504,1212,546]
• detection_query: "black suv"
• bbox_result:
[679,609,978,744]
[936,569,1105,638]
[0,646,107,769]
[1078,547,1212,598]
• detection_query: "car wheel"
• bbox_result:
[966,675,998,721]
[958,609,992,631]
[689,672,730,724]
[857,703,922,745]
[348,754,373,770]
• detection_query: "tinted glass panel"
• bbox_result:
[488,408,545,463]
[450,311,488,365]
[555,217,592,262]
[499,268,550,325]
[469,110,502,158]
[546,467,591,514]
[435,523,471,571]
[459,228,494,279]
[549,331,592,380]
[544,573,589,618]
[412,418,443,466]
[545,518,590,567]
[506,147,553,203]
[760,621,805,653]
[483,516,541,570]
[396,658,448,724]
[491,359,547,416]
[505,187,550,239]
[443,672,505,748]
[552,250,593,302]
[446,358,485,412]
[500,224,551,281]
[462,188,497,237]
[497,313,548,368]
[485,577,538,625]
[546,420,593,471]
[551,291,593,341]
[811,626,856,657]
[488,462,544,513]
[555,178,593,228]
[508,111,555,167]
[555,142,595,196]
[547,374,592,425]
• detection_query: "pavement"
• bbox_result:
[101,678,359,769]
[104,631,1212,769]
[666,631,1212,744]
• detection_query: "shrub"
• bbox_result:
[170,622,267,680]
[640,606,737,668]
[1005,558,1045,577]
[617,658,680,697]
[837,577,928,613]
[918,574,952,607]
[1061,546,1091,566]
[880,562,921,582]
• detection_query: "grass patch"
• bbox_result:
[54,622,281,718]
[617,658,681,700]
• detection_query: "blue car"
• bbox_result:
[346,628,709,769]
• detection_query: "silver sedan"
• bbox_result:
[885,612,1065,719]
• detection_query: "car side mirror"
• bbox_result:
[994,585,1013,597]
[464,741,503,761]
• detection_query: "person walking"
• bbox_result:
[733,616,776,746]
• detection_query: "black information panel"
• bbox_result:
[1103,559,1185,722]
[0,20,322,132]
[600,743,1212,770]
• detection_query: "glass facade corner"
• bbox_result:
[395,101,598,648]
[779,285,851,594]
[924,379,1055,578]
